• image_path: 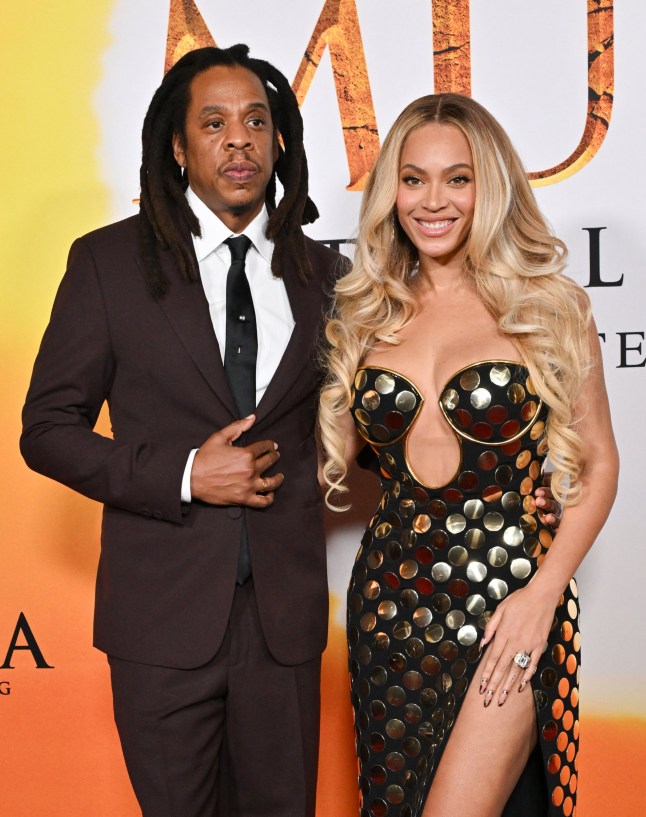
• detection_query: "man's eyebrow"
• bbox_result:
[198,101,271,116]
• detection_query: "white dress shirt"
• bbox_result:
[181,187,294,501]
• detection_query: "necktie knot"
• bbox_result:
[225,235,252,264]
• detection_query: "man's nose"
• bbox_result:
[226,120,252,149]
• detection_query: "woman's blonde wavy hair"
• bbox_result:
[320,93,592,510]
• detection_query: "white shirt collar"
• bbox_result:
[186,186,272,264]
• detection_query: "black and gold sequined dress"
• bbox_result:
[348,362,581,817]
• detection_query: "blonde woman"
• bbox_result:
[320,94,618,817]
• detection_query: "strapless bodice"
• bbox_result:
[351,360,548,499]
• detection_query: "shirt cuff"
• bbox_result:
[181,449,199,503]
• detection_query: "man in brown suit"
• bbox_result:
[21,45,343,817]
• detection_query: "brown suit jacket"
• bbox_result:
[21,214,342,669]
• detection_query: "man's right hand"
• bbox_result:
[190,415,284,507]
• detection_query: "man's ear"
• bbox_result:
[273,131,281,164]
[172,132,187,169]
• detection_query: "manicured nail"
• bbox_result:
[498,690,508,706]
[518,680,527,692]
[479,678,487,694]
[484,689,494,708]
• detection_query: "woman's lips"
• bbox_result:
[415,217,457,237]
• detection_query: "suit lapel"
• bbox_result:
[154,242,239,419]
[254,249,324,424]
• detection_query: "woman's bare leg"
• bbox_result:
[421,674,538,817]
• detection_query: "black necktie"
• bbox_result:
[224,235,255,584]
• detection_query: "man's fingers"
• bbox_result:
[221,414,256,444]
[256,473,284,494]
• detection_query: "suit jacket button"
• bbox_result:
[227,507,242,519]
[153,510,162,519]
[142,507,152,517]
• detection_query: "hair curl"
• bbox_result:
[320,93,592,510]
[139,44,319,298]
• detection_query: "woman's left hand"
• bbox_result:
[477,584,559,706]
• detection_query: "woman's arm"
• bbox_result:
[478,324,619,704]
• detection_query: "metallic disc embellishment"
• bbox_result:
[386,541,403,561]
[413,607,433,627]
[503,526,525,546]
[519,514,538,535]
[516,450,532,469]
[487,405,509,424]
[393,621,413,640]
[400,559,419,579]
[441,388,460,411]
[355,408,371,426]
[470,388,492,410]
[510,558,532,579]
[360,612,377,632]
[399,499,415,518]
[374,522,392,539]
[363,580,381,600]
[407,638,424,658]
[374,632,390,651]
[458,470,479,490]
[385,411,404,430]
[501,491,521,511]
[386,685,406,706]
[466,561,488,582]
[446,514,467,534]
[464,499,484,519]
[507,383,526,404]
[370,424,390,441]
[429,499,448,519]
[495,465,514,486]
[413,514,431,534]
[483,512,504,531]
[371,666,388,686]
[431,562,451,582]
[490,364,511,386]
[472,422,494,440]
[460,369,480,391]
[487,546,508,567]
[487,578,509,600]
[478,451,498,471]
[421,655,441,675]
[431,593,451,613]
[367,550,384,569]
[465,528,485,549]
[438,640,459,661]
[448,545,468,566]
[424,623,444,643]
[457,624,478,646]
[500,420,521,439]
[482,485,503,503]
[386,719,406,740]
[362,389,380,411]
[375,373,396,394]
[378,601,397,620]
[403,670,423,689]
[396,390,417,412]
[400,588,419,609]
[354,370,367,389]
[445,610,466,629]
[466,594,486,615]
[530,420,546,441]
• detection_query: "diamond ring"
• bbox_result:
[513,651,531,669]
